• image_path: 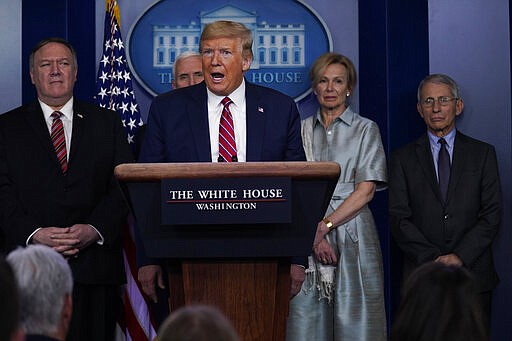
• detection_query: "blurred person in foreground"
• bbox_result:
[286,52,387,340]
[391,261,487,341]
[0,257,25,341]
[157,305,239,341]
[7,245,73,341]
[389,74,501,333]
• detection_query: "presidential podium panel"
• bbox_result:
[115,162,340,341]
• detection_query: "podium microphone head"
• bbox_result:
[218,156,225,162]
[231,155,238,162]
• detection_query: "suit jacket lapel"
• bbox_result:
[415,134,444,203]
[447,131,465,202]
[25,102,61,165]
[187,83,212,161]
[69,102,86,167]
[245,82,265,161]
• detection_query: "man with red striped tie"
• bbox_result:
[0,37,133,341]
[138,20,307,305]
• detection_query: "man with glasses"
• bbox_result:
[389,73,501,335]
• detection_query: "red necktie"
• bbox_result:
[218,97,237,162]
[51,111,68,174]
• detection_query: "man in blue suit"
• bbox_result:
[137,20,307,308]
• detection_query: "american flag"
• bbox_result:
[94,1,156,340]
[95,0,144,149]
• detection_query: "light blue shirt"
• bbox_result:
[428,128,456,180]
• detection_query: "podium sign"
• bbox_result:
[161,177,291,225]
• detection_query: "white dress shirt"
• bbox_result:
[207,80,247,162]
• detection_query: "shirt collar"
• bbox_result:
[314,105,354,127]
[207,79,246,110]
[427,127,456,148]
[39,97,74,121]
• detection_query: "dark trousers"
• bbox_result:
[67,283,122,341]
[478,290,493,337]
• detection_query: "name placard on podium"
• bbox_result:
[161,177,291,225]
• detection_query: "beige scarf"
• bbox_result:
[301,116,337,302]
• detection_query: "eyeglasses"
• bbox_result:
[421,96,459,108]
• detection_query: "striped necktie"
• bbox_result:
[218,97,237,162]
[50,111,68,175]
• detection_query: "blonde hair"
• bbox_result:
[309,52,357,91]
[200,21,253,59]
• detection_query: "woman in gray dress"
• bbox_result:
[286,53,387,340]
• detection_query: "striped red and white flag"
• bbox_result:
[94,1,156,340]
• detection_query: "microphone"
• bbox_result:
[218,156,225,162]
[231,155,238,162]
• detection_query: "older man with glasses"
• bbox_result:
[389,73,501,336]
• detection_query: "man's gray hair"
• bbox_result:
[7,244,73,336]
[417,73,461,102]
[173,50,201,79]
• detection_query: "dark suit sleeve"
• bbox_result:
[284,100,307,161]
[388,151,442,264]
[84,111,134,246]
[283,97,306,266]
[452,146,501,267]
[0,121,40,248]
[139,97,165,163]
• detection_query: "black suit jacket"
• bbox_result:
[0,100,133,284]
[389,131,501,291]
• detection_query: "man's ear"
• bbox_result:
[242,54,253,72]
[62,293,73,326]
[11,327,25,341]
[455,98,464,116]
[417,102,424,118]
[30,69,35,85]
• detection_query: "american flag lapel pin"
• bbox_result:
[258,106,264,113]
[77,113,84,119]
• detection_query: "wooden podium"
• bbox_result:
[115,162,340,341]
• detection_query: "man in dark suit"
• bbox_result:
[389,73,501,332]
[0,38,133,341]
[138,20,306,302]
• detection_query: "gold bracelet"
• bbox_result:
[322,218,334,230]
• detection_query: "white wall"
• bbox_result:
[0,0,22,113]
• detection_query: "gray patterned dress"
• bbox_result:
[286,107,387,341]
